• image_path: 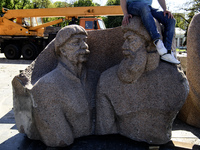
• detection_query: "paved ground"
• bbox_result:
[0,54,32,150]
[0,53,200,150]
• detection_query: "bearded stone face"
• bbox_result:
[122,32,145,53]
[117,32,147,83]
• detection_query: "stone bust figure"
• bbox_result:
[96,17,189,145]
[27,25,92,147]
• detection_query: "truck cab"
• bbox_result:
[79,18,106,30]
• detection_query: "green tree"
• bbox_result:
[187,0,200,13]
[12,0,32,9]
[94,3,100,6]
[74,0,96,7]
[173,13,188,30]
[0,0,41,15]
[18,0,32,9]
[0,0,13,15]
[103,0,123,28]
[53,1,70,7]
[13,0,19,9]
[175,0,200,46]
[1,0,13,10]
[32,0,52,8]
[106,0,120,6]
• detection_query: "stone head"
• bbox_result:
[122,17,151,57]
[55,25,90,65]
[117,17,159,83]
[121,17,160,73]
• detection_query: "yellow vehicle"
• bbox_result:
[0,6,123,59]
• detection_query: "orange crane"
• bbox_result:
[0,6,123,59]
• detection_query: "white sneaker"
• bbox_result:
[154,39,180,64]
[154,39,167,55]
[161,53,180,64]
[171,50,178,59]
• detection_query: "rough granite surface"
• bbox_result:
[178,13,200,128]
[12,25,125,147]
[96,17,189,145]
[12,17,189,147]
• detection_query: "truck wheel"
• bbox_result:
[22,44,38,60]
[4,44,21,59]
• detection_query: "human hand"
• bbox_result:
[164,10,174,19]
[122,14,132,26]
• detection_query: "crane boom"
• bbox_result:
[3,6,123,19]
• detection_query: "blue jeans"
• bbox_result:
[127,1,176,50]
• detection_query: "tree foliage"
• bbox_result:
[54,1,71,7]
[32,0,53,8]
[74,0,96,7]
[186,0,200,13]
[173,13,188,30]
[12,0,31,9]
[0,0,32,15]
[103,0,123,28]
[174,0,200,45]
[106,0,120,6]
[1,0,13,10]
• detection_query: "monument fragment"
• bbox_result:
[178,13,200,128]
[12,18,189,147]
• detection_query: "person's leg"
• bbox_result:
[151,7,176,50]
[150,7,180,64]
[127,2,160,41]
[127,2,179,64]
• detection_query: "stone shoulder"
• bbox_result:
[98,65,119,87]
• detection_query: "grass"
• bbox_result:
[176,48,187,53]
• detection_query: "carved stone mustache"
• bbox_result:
[74,49,90,57]
[123,50,136,59]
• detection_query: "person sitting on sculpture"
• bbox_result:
[120,0,180,64]
[30,25,92,147]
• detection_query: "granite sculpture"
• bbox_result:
[13,25,92,147]
[178,13,200,128]
[12,25,125,148]
[96,17,189,145]
[12,17,189,147]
